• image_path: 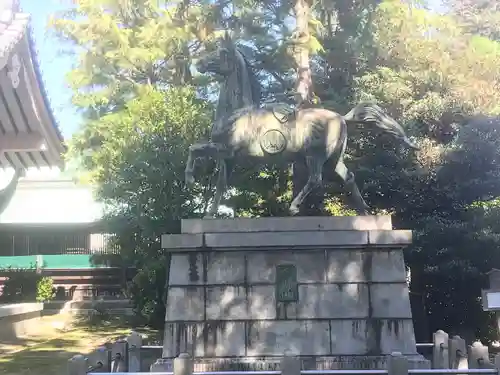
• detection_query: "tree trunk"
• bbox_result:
[291,0,323,216]
[173,0,193,85]
[292,0,313,107]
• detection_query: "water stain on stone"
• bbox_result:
[362,251,373,283]
[188,253,199,282]
[365,318,382,356]
[387,319,401,337]
[175,322,198,356]
[351,320,362,337]
[203,321,227,356]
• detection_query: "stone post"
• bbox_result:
[387,352,409,375]
[127,331,143,372]
[35,254,43,274]
[88,346,109,372]
[111,339,128,372]
[449,335,468,369]
[174,353,193,375]
[68,354,87,375]
[280,352,301,375]
[151,358,173,372]
[432,330,449,369]
[468,341,491,369]
[494,353,500,372]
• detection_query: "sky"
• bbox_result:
[21,0,81,140]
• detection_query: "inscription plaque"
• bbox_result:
[276,264,298,302]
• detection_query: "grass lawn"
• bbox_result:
[0,313,160,375]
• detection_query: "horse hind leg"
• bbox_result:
[206,158,228,218]
[334,160,370,215]
[289,156,324,215]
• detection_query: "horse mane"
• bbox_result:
[224,35,261,106]
[237,50,261,105]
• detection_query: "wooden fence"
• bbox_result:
[67,330,500,374]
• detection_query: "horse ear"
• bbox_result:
[221,31,235,52]
[224,31,235,47]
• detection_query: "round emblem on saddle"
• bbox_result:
[260,129,287,155]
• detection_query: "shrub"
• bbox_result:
[36,277,54,302]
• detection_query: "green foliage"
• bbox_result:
[36,277,54,302]
[67,86,211,327]
[126,256,169,326]
[52,0,214,327]
[53,0,500,338]
[445,0,500,40]
[87,301,111,327]
[0,267,54,303]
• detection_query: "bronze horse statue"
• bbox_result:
[185,33,418,216]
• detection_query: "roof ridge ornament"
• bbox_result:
[0,14,29,72]
[0,9,13,24]
[8,53,20,88]
[0,0,20,24]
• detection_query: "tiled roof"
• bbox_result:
[0,7,29,72]
[0,0,66,170]
[26,18,65,143]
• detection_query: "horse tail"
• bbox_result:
[344,102,419,150]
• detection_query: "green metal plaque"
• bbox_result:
[276,264,298,302]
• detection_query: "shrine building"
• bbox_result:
[0,2,122,298]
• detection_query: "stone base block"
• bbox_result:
[162,319,418,359]
[161,216,418,362]
[162,216,412,251]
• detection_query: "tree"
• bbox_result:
[51,0,217,326]
[445,0,500,40]
[290,0,323,215]
[53,0,500,338]
[69,87,211,325]
[348,1,500,340]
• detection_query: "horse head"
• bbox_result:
[195,32,260,115]
[196,32,237,76]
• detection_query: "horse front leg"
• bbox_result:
[289,156,324,215]
[205,158,228,218]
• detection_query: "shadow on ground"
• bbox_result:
[0,315,160,375]
[0,338,81,375]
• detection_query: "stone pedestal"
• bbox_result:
[160,216,429,369]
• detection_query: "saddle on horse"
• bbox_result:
[266,103,297,124]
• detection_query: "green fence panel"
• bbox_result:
[0,256,37,269]
[41,255,110,269]
[0,255,112,270]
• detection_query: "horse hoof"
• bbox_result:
[185,175,195,186]
[289,206,300,216]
